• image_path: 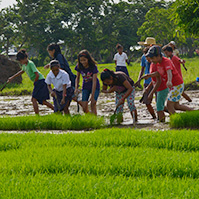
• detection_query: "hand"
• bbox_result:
[117,98,125,107]
[7,77,12,83]
[142,74,149,80]
[51,91,56,97]
[101,89,108,93]
[89,96,95,103]
[166,81,173,88]
[44,64,50,69]
[61,98,65,105]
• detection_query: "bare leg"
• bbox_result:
[174,101,193,111]
[82,101,89,113]
[64,100,71,115]
[167,101,176,114]
[130,109,138,122]
[182,92,192,102]
[157,111,165,122]
[91,101,97,115]
[43,100,54,110]
[146,104,156,119]
[72,96,83,107]
[31,97,39,114]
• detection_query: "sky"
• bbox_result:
[0,0,124,9]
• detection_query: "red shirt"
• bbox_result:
[171,55,182,78]
[150,57,183,92]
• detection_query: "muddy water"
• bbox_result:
[0,90,198,130]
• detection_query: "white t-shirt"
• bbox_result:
[45,69,71,91]
[113,52,128,67]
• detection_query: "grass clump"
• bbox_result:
[0,114,105,130]
[170,110,199,129]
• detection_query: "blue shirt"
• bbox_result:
[55,53,76,87]
[141,55,151,85]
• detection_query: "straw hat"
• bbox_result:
[138,37,162,46]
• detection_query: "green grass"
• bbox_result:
[170,110,199,129]
[0,114,105,130]
[1,128,199,198]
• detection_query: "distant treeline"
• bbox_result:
[0,0,198,65]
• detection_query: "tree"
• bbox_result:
[172,0,199,37]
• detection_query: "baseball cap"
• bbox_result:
[145,45,162,57]
[170,41,176,46]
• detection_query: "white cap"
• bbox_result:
[170,41,176,46]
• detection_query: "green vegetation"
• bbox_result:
[1,57,199,96]
[170,110,199,129]
[0,114,105,130]
[1,128,199,198]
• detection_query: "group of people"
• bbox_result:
[7,37,193,123]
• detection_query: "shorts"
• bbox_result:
[82,89,100,102]
[32,79,50,105]
[156,88,169,112]
[116,88,136,113]
[53,87,74,112]
[116,66,129,76]
[142,83,153,105]
[168,83,184,102]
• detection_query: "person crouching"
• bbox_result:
[45,60,74,114]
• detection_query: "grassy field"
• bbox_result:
[1,56,199,95]
[0,114,105,130]
[170,110,199,129]
[1,128,199,198]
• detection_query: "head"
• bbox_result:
[145,45,162,64]
[50,60,60,77]
[77,50,97,70]
[162,45,173,58]
[47,43,61,58]
[116,43,123,54]
[16,49,28,64]
[143,46,151,62]
[100,69,116,85]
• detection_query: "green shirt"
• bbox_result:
[21,60,44,82]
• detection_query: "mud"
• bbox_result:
[0,90,198,131]
[0,55,22,84]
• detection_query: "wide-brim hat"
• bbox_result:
[137,37,162,47]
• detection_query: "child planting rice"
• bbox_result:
[101,69,137,123]
[144,45,192,120]
[75,50,100,115]
[7,49,54,114]
[45,60,74,114]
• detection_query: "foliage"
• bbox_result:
[0,114,105,130]
[1,128,199,198]
[172,0,199,37]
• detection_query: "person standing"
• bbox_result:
[113,44,129,76]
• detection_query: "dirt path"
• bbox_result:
[0,90,197,130]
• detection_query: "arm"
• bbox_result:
[7,70,24,82]
[61,84,67,104]
[75,71,80,94]
[115,60,117,66]
[166,69,173,88]
[47,84,56,97]
[102,86,116,93]
[148,73,161,100]
[34,72,40,82]
[91,73,97,101]
[137,66,145,88]
[44,64,50,69]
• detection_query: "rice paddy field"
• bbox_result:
[1,128,199,198]
[1,58,199,198]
